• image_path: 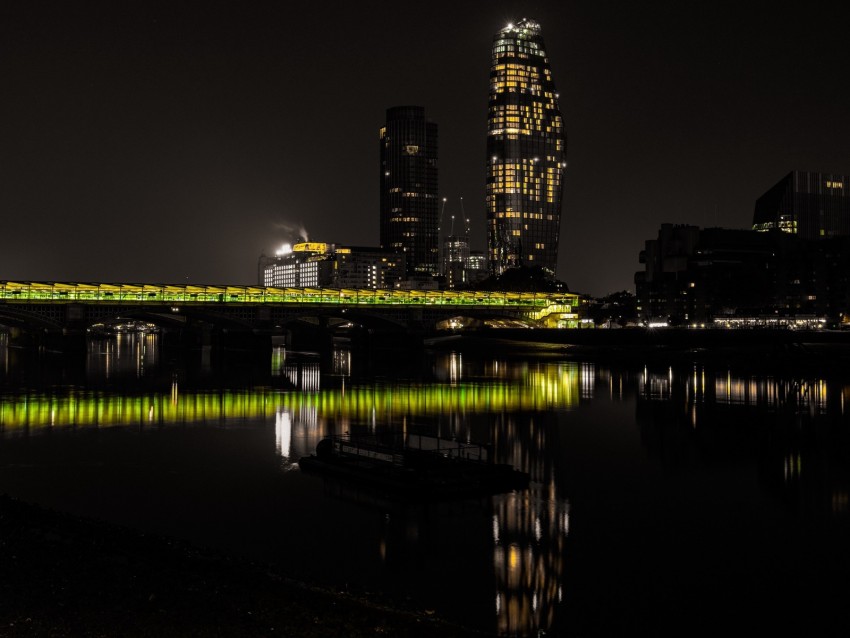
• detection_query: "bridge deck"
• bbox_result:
[0,281,576,310]
[0,282,581,328]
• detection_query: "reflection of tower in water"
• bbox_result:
[488,413,570,636]
[492,483,569,636]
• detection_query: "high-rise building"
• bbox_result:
[753,171,850,240]
[380,106,439,276]
[486,19,566,276]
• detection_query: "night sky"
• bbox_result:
[2,0,849,296]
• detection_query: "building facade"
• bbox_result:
[260,243,406,290]
[486,19,566,276]
[635,223,850,326]
[379,106,439,277]
[753,171,850,240]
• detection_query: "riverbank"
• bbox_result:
[425,328,850,371]
[0,495,488,637]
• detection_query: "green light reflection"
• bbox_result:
[0,365,580,432]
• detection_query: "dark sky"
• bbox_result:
[2,0,849,295]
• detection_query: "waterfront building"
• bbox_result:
[753,171,850,240]
[486,19,566,276]
[259,242,406,290]
[634,223,850,325]
[379,106,439,277]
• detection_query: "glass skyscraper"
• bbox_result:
[380,106,439,276]
[486,19,566,276]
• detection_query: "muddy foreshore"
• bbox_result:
[0,495,488,638]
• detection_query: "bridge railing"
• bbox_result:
[0,281,578,314]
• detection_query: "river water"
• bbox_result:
[1,333,849,636]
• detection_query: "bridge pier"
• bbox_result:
[9,329,89,354]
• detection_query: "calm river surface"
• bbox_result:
[1,333,849,636]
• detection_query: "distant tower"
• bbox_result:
[441,199,472,289]
[486,19,566,276]
[380,106,439,276]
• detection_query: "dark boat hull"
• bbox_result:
[298,454,529,500]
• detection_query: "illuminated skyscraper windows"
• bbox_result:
[486,19,566,276]
[380,106,439,276]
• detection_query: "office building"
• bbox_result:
[634,223,850,326]
[486,18,566,276]
[379,106,439,276]
[442,234,470,289]
[753,171,850,240]
[260,242,406,290]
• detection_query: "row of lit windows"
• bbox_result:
[492,211,552,220]
[493,190,550,199]
[493,62,540,72]
[492,159,560,170]
[491,102,553,114]
[491,82,548,94]
[488,203,556,221]
[489,109,560,122]
[490,117,552,129]
[488,116,550,129]
[489,114,560,126]
[489,169,562,181]
[493,45,544,57]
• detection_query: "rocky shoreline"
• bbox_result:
[0,495,487,637]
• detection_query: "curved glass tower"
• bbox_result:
[486,19,566,276]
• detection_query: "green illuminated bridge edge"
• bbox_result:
[0,281,580,324]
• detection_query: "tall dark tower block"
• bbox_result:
[486,19,566,276]
[380,106,439,276]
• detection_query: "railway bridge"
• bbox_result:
[0,281,580,350]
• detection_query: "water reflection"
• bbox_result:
[86,333,160,380]
[492,485,569,635]
[635,364,850,524]
[638,364,831,414]
[0,331,8,377]
[3,344,850,636]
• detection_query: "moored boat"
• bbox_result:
[298,434,529,499]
